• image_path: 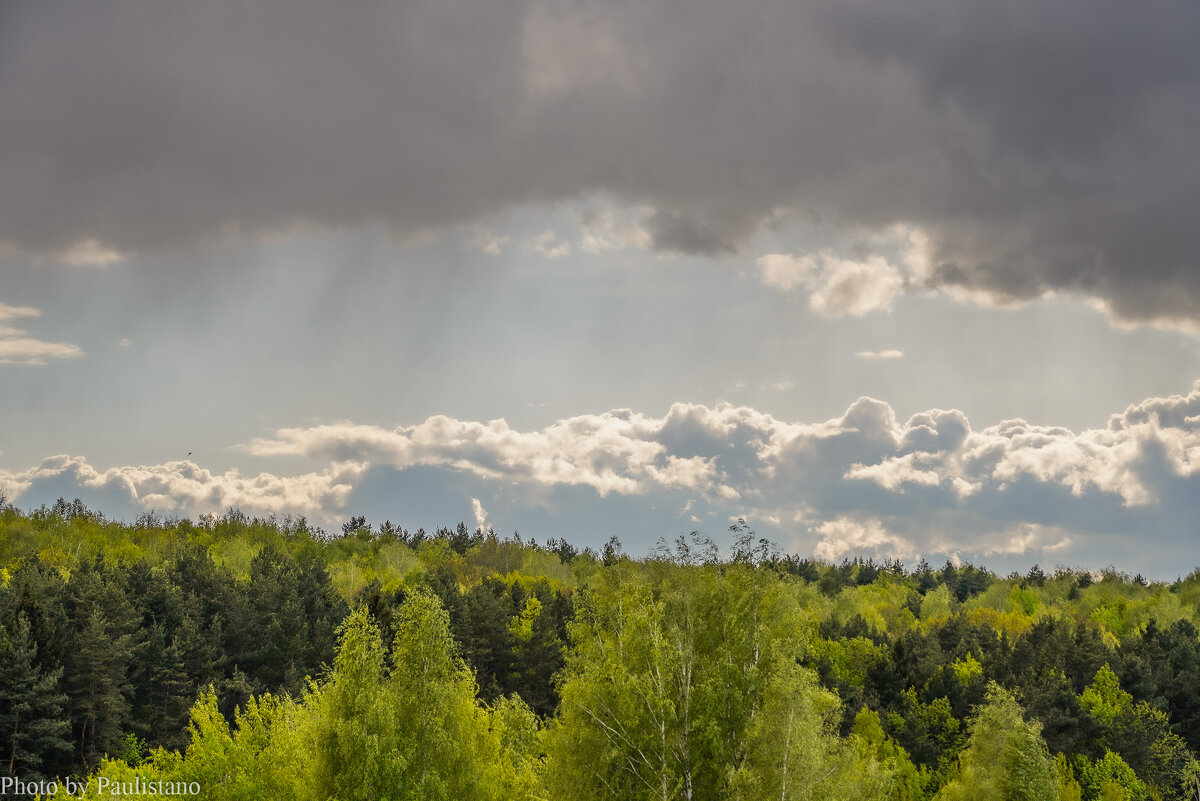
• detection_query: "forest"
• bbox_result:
[2,496,1200,800]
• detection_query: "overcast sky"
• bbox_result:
[3,0,1200,576]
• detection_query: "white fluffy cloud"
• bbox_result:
[843,387,1200,509]
[8,382,1200,569]
[245,382,1200,531]
[813,517,914,561]
[0,302,39,322]
[245,412,723,498]
[757,253,816,292]
[809,256,905,317]
[0,302,84,365]
[757,250,905,316]
[0,456,364,521]
[981,524,1073,557]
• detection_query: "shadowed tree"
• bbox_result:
[0,614,70,779]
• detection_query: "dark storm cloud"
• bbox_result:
[3,0,1199,321]
[819,0,1200,322]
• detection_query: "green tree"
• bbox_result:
[934,684,1056,801]
[547,562,890,800]
[730,662,894,801]
[0,559,71,677]
[0,614,70,778]
[851,708,930,801]
[311,592,530,801]
[1080,665,1200,800]
[1076,751,1150,801]
[132,622,192,749]
[66,607,131,767]
[1052,754,1083,801]
[68,592,543,801]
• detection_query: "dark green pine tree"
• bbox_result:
[0,560,71,675]
[130,622,192,750]
[66,608,131,767]
[237,545,346,696]
[1125,618,1200,751]
[456,578,517,701]
[238,545,303,693]
[165,542,240,628]
[511,596,565,718]
[295,554,348,679]
[0,614,71,779]
[165,541,240,688]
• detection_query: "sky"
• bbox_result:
[3,0,1200,577]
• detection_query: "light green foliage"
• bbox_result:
[851,708,930,801]
[1007,585,1042,617]
[115,733,145,766]
[547,563,811,799]
[920,586,954,623]
[1078,577,1160,645]
[833,581,912,635]
[864,577,925,634]
[816,636,888,687]
[1076,751,1150,801]
[1079,665,1200,800]
[961,579,1048,638]
[49,689,308,799]
[728,661,860,801]
[463,536,527,576]
[734,692,921,801]
[1134,589,1193,633]
[546,564,905,801]
[57,594,543,801]
[416,538,458,570]
[1054,753,1083,801]
[512,547,575,586]
[487,695,547,801]
[934,684,1056,801]
[949,653,983,688]
[1092,599,1134,643]
[1080,665,1131,728]
[206,538,260,581]
[329,541,425,597]
[508,597,542,642]
[309,591,504,801]
[458,534,578,588]
[1172,570,1200,612]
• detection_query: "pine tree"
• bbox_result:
[0,614,71,779]
[133,622,192,749]
[66,608,131,767]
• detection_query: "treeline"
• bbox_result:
[3,498,1200,798]
[0,500,575,779]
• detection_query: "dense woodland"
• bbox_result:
[3,497,1200,799]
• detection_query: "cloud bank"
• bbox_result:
[3,0,1199,325]
[7,382,1200,573]
[0,457,364,521]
